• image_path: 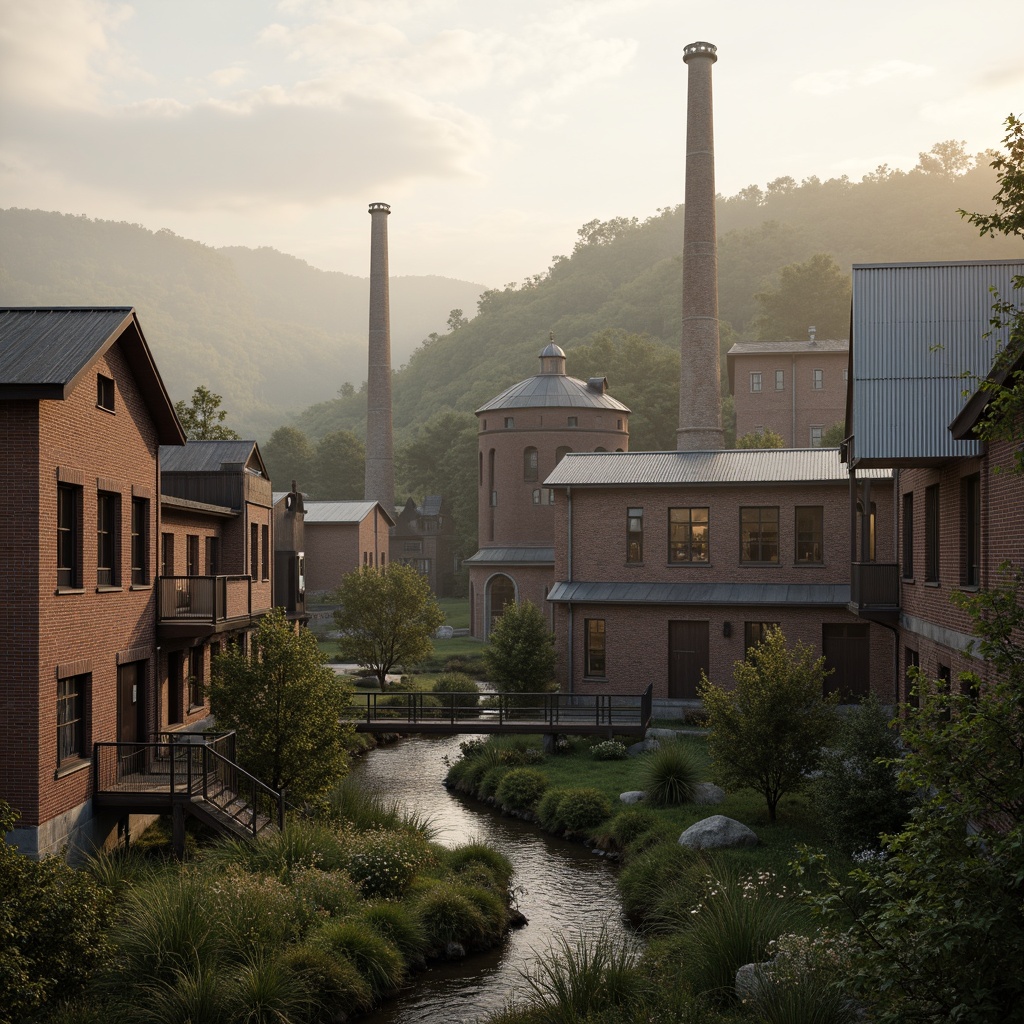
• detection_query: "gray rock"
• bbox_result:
[735,962,772,1002]
[444,941,466,959]
[627,738,660,756]
[646,727,681,740]
[693,781,726,805]
[678,814,758,850]
[619,790,646,804]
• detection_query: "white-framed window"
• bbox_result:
[812,368,823,390]
[504,416,514,428]
[810,425,823,447]
[775,369,784,390]
[750,372,762,393]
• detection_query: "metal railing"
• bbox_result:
[158,575,252,623]
[851,562,900,609]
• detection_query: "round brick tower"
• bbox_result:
[678,41,724,451]
[465,341,630,637]
[365,201,395,510]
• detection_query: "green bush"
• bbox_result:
[642,740,701,806]
[478,765,509,799]
[312,919,405,998]
[590,739,629,760]
[206,865,300,956]
[537,787,570,831]
[607,807,661,851]
[495,767,549,810]
[278,942,373,1016]
[362,902,429,962]
[415,881,490,950]
[343,828,435,899]
[559,787,613,832]
[443,843,514,889]
[618,841,706,921]
[289,866,361,924]
[373,692,442,718]
[431,672,481,710]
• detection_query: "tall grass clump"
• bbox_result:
[618,841,709,923]
[204,818,349,876]
[204,865,300,957]
[606,807,661,852]
[231,952,313,1024]
[414,880,491,951]
[312,920,405,999]
[641,740,701,806]
[328,775,437,838]
[289,865,361,924]
[123,961,229,1024]
[495,767,548,810]
[277,943,373,1017]
[443,842,514,889]
[362,901,429,963]
[84,846,156,895]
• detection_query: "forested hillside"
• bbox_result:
[0,209,485,437]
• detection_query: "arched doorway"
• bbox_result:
[486,574,517,636]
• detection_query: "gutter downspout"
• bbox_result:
[791,353,797,445]
[566,486,574,696]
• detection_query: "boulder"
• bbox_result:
[692,781,726,805]
[619,790,646,804]
[735,962,772,1003]
[646,727,681,740]
[627,738,660,756]
[678,814,758,850]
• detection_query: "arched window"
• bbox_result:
[487,574,516,634]
[555,446,572,465]
[524,446,539,482]
[594,446,607,452]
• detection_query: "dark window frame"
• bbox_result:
[740,506,779,564]
[585,618,606,677]
[161,532,174,577]
[524,446,539,482]
[250,523,259,579]
[261,524,270,581]
[130,497,148,585]
[186,534,200,577]
[925,484,940,583]
[902,492,914,579]
[744,621,779,657]
[668,507,709,563]
[96,374,115,412]
[188,647,204,709]
[57,483,82,588]
[963,474,981,587]
[96,490,120,587]
[57,673,88,766]
[627,507,644,563]
[795,506,823,564]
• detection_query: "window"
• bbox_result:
[524,447,539,482]
[616,418,623,430]
[504,417,515,428]
[749,372,762,393]
[57,484,82,588]
[532,488,541,504]
[627,508,643,562]
[963,474,980,587]
[490,490,497,507]
[669,507,709,563]
[131,498,148,585]
[567,416,578,427]
[250,523,259,579]
[902,492,914,579]
[775,369,784,390]
[795,506,823,563]
[186,535,200,577]
[96,491,119,586]
[744,622,778,656]
[585,619,606,677]
[403,540,422,554]
[812,368,823,389]
[205,536,219,575]
[740,507,779,563]
[262,524,270,580]
[857,499,877,561]
[809,425,823,447]
[161,533,174,576]
[925,484,940,583]
[188,647,204,708]
[97,374,115,411]
[549,488,556,505]
[843,368,848,383]
[57,674,87,765]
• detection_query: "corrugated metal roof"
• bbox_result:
[304,500,395,526]
[850,260,1024,466]
[727,339,848,356]
[544,448,891,487]
[476,373,630,413]
[0,307,134,389]
[160,440,262,474]
[548,580,850,606]
[464,547,555,565]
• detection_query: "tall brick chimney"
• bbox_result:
[365,201,395,510]
[677,41,724,451]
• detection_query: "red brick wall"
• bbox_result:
[468,563,555,638]
[304,509,391,596]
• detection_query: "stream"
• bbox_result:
[351,734,629,1024]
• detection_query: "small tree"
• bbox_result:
[210,608,352,801]
[484,599,557,693]
[332,563,444,687]
[174,384,240,440]
[699,626,838,822]
[820,420,846,447]
[736,427,785,449]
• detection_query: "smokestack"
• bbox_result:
[677,41,724,451]
[365,201,395,510]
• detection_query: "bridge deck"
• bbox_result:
[348,685,652,738]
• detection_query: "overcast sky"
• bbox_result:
[2,0,1020,289]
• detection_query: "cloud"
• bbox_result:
[793,59,933,98]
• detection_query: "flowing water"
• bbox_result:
[352,734,629,1024]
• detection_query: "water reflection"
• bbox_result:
[353,735,627,1024]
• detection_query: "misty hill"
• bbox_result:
[293,156,1023,451]
[0,208,485,437]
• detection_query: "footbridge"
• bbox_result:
[349,685,652,738]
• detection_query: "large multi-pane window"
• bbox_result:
[902,492,914,579]
[57,674,87,765]
[749,372,762,393]
[963,474,980,587]
[97,491,119,586]
[627,508,644,562]
[812,368,824,390]
[775,369,784,390]
[795,506,823,563]
[131,498,148,585]
[740,507,779,563]
[523,447,539,482]
[669,507,709,563]
[925,484,940,582]
[57,484,82,588]
[585,619,606,677]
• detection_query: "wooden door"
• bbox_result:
[668,621,709,699]
[117,663,146,776]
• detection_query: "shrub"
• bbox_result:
[495,767,549,810]
[205,818,349,876]
[590,739,629,761]
[290,866,361,926]
[205,865,300,956]
[362,902,429,962]
[484,599,557,694]
[312,919,405,998]
[343,828,435,899]
[374,692,442,718]
[618,841,706,921]
[558,788,613,832]
[642,740,701,806]
[536,787,570,831]
[810,695,913,854]
[478,765,509,799]
[607,807,660,851]
[415,882,490,949]
[443,843,514,889]
[431,672,481,710]
[277,942,373,1016]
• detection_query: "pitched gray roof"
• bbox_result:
[548,580,850,606]
[477,373,630,413]
[464,547,555,565]
[304,500,396,526]
[544,448,891,487]
[160,440,263,474]
[849,259,1024,467]
[727,339,848,356]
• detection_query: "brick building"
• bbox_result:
[846,259,1024,698]
[728,336,848,447]
[302,499,395,597]
[545,448,895,705]
[465,342,630,637]
[0,308,184,857]
[390,495,456,597]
